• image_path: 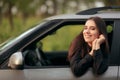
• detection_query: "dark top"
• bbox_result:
[70,46,109,77]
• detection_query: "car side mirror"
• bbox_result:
[8,52,24,69]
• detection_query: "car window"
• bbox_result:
[23,21,114,67]
[40,25,83,52]
[40,24,113,52]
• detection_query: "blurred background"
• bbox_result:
[0,0,119,44]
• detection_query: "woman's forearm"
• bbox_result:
[92,49,108,75]
[70,54,93,77]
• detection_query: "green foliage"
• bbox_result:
[41,25,83,51]
[0,17,41,43]
[107,25,113,33]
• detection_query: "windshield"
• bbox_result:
[0,20,47,51]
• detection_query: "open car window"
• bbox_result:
[23,21,115,68]
[36,24,84,66]
[41,25,83,52]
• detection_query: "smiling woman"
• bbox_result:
[68,16,110,77]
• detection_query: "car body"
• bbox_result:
[0,6,120,80]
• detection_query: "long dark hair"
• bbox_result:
[68,16,109,61]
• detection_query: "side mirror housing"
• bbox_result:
[8,52,24,69]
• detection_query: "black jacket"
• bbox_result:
[70,47,109,77]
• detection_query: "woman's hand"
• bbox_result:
[93,34,105,49]
[97,34,105,45]
[89,34,105,56]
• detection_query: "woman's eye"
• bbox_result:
[90,27,96,30]
[91,28,95,30]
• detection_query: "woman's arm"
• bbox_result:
[70,51,93,77]
[89,34,109,75]
[92,49,109,75]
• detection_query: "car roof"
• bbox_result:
[46,6,120,20]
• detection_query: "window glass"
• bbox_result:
[40,25,83,52]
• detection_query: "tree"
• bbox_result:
[103,0,120,6]
[2,0,17,29]
[16,0,34,24]
[0,0,3,25]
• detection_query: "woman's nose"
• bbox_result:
[85,29,90,33]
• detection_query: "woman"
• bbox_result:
[68,16,109,77]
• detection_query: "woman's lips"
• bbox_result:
[84,35,91,38]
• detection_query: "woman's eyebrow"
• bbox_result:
[89,26,96,28]
[84,25,96,28]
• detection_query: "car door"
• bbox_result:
[0,66,118,80]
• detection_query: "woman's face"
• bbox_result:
[83,20,100,46]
